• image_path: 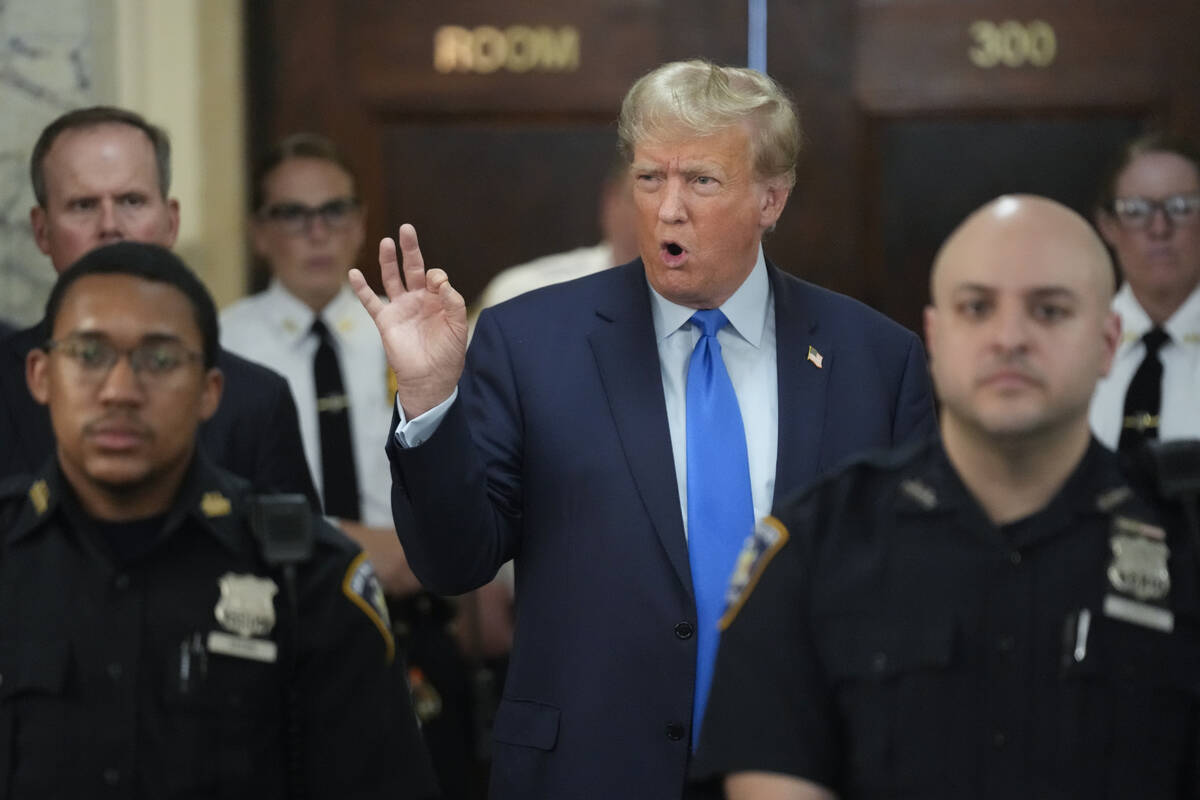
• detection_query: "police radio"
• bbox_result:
[1130,439,1200,574]
[250,494,315,566]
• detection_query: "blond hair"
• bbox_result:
[618,60,801,187]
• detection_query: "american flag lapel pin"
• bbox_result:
[807,345,823,369]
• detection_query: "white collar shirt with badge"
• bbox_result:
[220,281,395,526]
[1089,282,1200,449]
[650,247,779,536]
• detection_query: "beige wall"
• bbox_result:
[110,0,248,307]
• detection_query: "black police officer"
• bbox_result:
[693,196,1200,799]
[0,242,435,797]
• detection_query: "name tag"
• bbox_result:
[207,631,278,663]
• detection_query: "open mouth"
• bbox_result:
[661,241,688,266]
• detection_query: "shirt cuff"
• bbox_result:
[393,389,458,448]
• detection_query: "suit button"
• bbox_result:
[674,622,694,639]
[665,722,685,741]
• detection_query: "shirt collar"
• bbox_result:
[10,452,249,559]
[265,280,362,345]
[648,246,770,346]
[1114,282,1200,348]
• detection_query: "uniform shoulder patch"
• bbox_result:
[718,516,790,631]
[342,552,395,664]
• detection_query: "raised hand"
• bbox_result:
[350,223,468,418]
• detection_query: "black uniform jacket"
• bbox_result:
[0,323,319,509]
[695,436,1200,800]
[0,455,435,798]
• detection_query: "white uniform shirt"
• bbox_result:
[1090,283,1200,448]
[221,281,395,526]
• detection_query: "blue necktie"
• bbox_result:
[685,309,754,746]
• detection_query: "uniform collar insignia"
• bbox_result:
[281,317,299,334]
[899,478,938,510]
[28,479,50,514]
[200,491,232,518]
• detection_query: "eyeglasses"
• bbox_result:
[258,197,360,235]
[1110,193,1200,229]
[43,334,203,383]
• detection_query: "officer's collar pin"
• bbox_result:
[201,491,232,518]
[899,478,937,510]
[28,479,50,515]
[1095,486,1133,514]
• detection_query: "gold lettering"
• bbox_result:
[434,26,472,73]
[432,24,581,74]
[538,26,580,72]
[1027,20,1056,67]
[968,20,1057,69]
[505,25,537,72]
[472,25,507,74]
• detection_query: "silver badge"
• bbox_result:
[1107,518,1170,601]
[214,573,279,637]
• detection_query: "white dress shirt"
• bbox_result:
[221,281,396,526]
[397,248,779,537]
[650,249,778,534]
[1090,283,1200,448]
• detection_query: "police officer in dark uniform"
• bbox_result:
[693,196,1200,799]
[0,242,435,797]
[0,105,318,507]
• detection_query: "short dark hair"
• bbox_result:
[30,106,172,208]
[251,132,359,211]
[44,242,219,369]
[1096,130,1200,213]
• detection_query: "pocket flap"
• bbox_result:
[0,640,71,699]
[822,619,956,681]
[493,697,560,751]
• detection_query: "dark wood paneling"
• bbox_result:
[247,0,1200,332]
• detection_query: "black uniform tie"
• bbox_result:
[1118,327,1171,456]
[312,319,360,519]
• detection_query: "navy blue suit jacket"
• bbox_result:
[0,323,319,508]
[387,260,936,799]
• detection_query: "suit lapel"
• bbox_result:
[587,265,694,598]
[770,264,831,507]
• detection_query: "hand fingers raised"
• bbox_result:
[378,238,405,299]
[348,268,385,318]
[397,223,427,292]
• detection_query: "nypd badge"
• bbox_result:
[718,516,790,631]
[215,573,279,637]
[1107,517,1170,601]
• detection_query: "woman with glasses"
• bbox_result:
[1089,132,1200,453]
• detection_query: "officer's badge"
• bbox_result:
[343,553,396,663]
[215,573,278,636]
[1107,517,1170,601]
[200,491,232,518]
[28,479,49,514]
[208,573,280,663]
[1103,516,1174,633]
[719,516,790,631]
